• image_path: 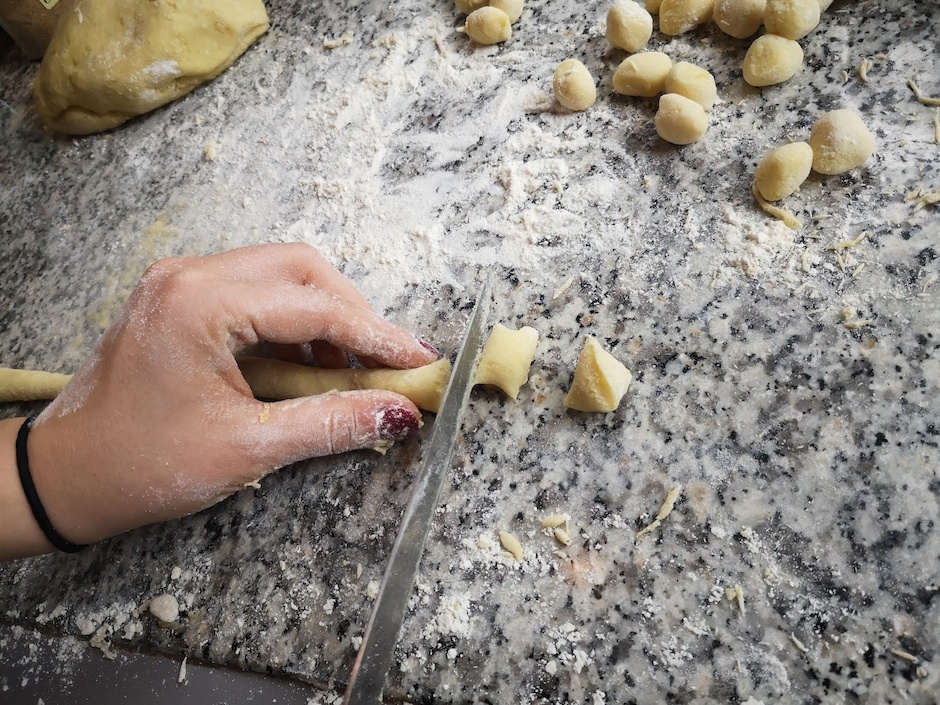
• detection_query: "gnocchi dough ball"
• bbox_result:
[490,0,524,23]
[465,6,512,44]
[474,323,539,399]
[742,34,804,86]
[713,0,766,38]
[808,109,875,175]
[606,1,653,53]
[659,0,715,36]
[763,0,820,40]
[655,93,708,144]
[33,0,269,135]
[664,61,717,110]
[554,59,597,111]
[613,51,673,97]
[645,0,665,12]
[754,142,814,201]
[564,337,633,413]
[455,0,488,14]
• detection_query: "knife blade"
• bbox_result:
[343,278,493,705]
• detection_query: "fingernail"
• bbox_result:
[378,406,420,441]
[420,340,440,357]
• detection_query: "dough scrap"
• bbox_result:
[474,323,539,399]
[33,0,269,135]
[564,337,632,413]
[238,358,452,414]
[0,368,72,402]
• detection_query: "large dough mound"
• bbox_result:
[33,0,269,135]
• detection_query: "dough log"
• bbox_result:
[0,358,452,413]
[238,357,452,414]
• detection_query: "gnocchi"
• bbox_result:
[564,337,633,413]
[606,0,653,53]
[664,61,717,110]
[554,59,597,111]
[753,141,814,201]
[808,109,875,175]
[655,93,709,145]
[742,34,804,86]
[474,323,540,399]
[464,6,512,44]
[613,51,673,97]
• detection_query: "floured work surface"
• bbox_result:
[0,0,938,703]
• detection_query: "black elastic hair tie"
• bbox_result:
[16,416,87,553]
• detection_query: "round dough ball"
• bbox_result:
[743,34,804,86]
[659,0,716,36]
[808,109,875,175]
[490,0,524,23]
[465,7,512,44]
[150,594,180,624]
[754,141,813,201]
[32,0,269,135]
[455,0,489,14]
[764,0,820,40]
[613,51,673,97]
[655,93,709,144]
[646,0,664,12]
[554,59,597,111]
[664,61,717,110]
[713,0,766,38]
[606,1,653,53]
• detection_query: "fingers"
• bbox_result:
[194,244,373,309]
[242,391,422,470]
[225,283,438,370]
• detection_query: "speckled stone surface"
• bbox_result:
[1,1,938,703]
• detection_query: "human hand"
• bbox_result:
[5,244,437,554]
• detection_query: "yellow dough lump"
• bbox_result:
[554,59,597,111]
[489,0,524,23]
[753,142,814,201]
[606,1,654,53]
[613,52,673,97]
[33,0,269,135]
[465,7,512,44]
[743,34,804,86]
[808,109,875,175]
[763,0,820,40]
[664,61,717,110]
[455,0,489,13]
[646,0,665,12]
[474,323,539,399]
[564,337,633,413]
[713,0,766,38]
[655,93,709,144]
[658,0,716,36]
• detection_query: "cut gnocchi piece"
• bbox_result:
[464,6,512,44]
[553,59,597,111]
[658,0,716,36]
[613,51,673,97]
[664,61,717,110]
[606,0,653,53]
[490,0,524,23]
[713,0,765,38]
[474,323,539,399]
[754,141,813,201]
[808,109,875,175]
[563,337,633,412]
[655,93,709,145]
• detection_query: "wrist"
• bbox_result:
[0,417,55,560]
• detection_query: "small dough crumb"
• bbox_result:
[808,109,875,175]
[635,485,682,539]
[564,337,632,412]
[743,34,804,87]
[149,594,180,625]
[613,52,673,97]
[464,7,512,45]
[655,93,709,145]
[754,141,813,201]
[553,59,597,111]
[606,1,653,53]
[499,530,524,561]
[752,182,802,228]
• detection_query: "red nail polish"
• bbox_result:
[378,407,420,441]
[420,340,440,357]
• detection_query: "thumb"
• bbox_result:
[243,390,422,471]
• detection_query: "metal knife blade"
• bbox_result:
[343,279,493,705]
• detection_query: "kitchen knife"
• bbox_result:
[343,278,493,705]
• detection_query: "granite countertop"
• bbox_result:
[1,0,938,703]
